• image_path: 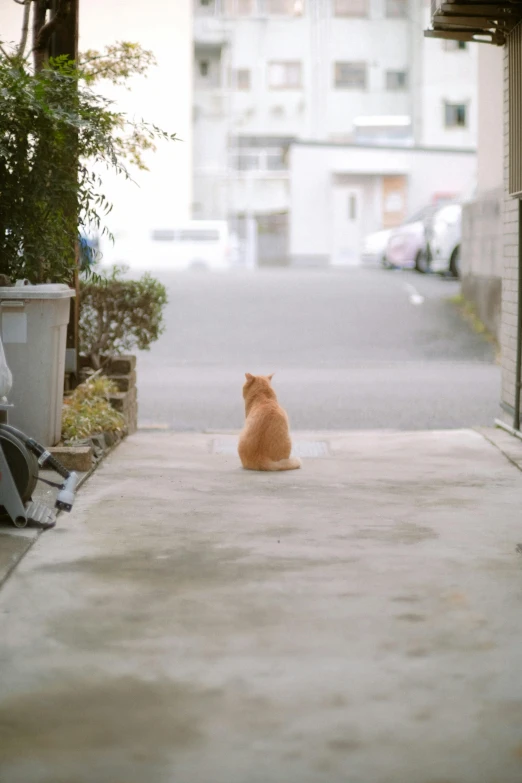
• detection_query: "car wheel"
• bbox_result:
[449,246,460,278]
[414,251,427,273]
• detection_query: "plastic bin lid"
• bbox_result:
[0,282,75,300]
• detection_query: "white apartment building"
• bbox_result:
[193,0,478,265]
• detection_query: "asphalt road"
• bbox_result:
[134,265,500,431]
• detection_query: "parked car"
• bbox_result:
[361,229,392,266]
[384,202,453,272]
[429,203,462,278]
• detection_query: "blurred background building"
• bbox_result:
[193,0,477,266]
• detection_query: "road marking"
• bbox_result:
[404,283,424,306]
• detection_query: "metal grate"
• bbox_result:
[509,22,522,198]
[211,438,330,458]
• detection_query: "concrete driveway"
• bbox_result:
[1,427,522,783]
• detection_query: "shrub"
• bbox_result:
[62,375,125,442]
[80,266,168,369]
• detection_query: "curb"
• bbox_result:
[474,425,522,473]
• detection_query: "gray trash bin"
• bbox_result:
[0,282,75,446]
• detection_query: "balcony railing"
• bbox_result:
[194,0,304,19]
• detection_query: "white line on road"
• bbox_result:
[404,283,424,306]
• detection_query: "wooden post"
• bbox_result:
[50,0,81,387]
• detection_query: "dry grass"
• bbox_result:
[62,375,125,443]
[449,294,501,362]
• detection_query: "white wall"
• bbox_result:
[0,3,25,49]
[477,45,503,193]
[289,142,477,260]
[420,5,478,149]
[327,16,410,138]
[228,176,290,214]
[81,0,192,260]
[0,0,193,261]
[228,17,311,137]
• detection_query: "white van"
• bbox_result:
[148,221,231,270]
[102,221,233,271]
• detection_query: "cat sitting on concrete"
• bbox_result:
[238,373,301,472]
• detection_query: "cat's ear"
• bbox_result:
[245,373,254,382]
[268,373,275,381]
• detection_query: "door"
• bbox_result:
[331,187,363,266]
[382,175,407,229]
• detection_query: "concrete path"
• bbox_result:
[1,428,522,783]
[0,467,89,589]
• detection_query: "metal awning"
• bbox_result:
[425,0,522,45]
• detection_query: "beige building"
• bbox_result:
[426,1,522,432]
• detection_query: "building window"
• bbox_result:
[385,0,408,17]
[222,0,255,15]
[348,194,357,220]
[268,61,302,89]
[386,70,407,90]
[232,68,251,90]
[334,61,367,89]
[234,152,259,171]
[196,0,216,12]
[195,56,221,88]
[231,147,287,171]
[443,39,468,51]
[266,148,286,170]
[444,102,467,128]
[334,0,368,17]
[266,0,304,13]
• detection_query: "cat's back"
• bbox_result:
[239,374,296,469]
[247,396,288,426]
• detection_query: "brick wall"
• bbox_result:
[105,355,138,436]
[501,45,520,421]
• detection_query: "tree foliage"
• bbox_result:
[80,42,157,88]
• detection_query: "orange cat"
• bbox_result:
[238,373,301,471]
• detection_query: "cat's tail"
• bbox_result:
[261,456,302,471]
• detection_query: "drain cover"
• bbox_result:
[211,439,329,458]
